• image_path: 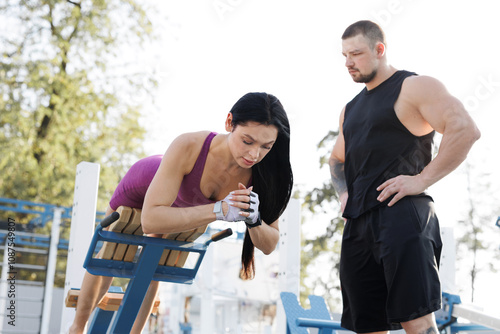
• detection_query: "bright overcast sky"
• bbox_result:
[138,0,500,315]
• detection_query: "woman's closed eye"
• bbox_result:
[244,140,272,150]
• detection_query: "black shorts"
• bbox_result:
[339,195,443,333]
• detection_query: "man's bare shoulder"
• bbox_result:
[402,75,449,100]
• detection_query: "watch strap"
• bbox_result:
[213,201,224,220]
[245,213,262,229]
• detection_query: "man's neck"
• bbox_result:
[365,65,398,91]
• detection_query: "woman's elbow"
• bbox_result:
[258,239,278,255]
[141,209,155,234]
[258,245,275,255]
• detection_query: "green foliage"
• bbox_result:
[0,0,159,288]
[300,129,345,312]
[455,162,500,302]
[0,0,158,212]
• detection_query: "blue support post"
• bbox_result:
[280,292,347,334]
[107,243,165,333]
[180,322,192,334]
[88,308,115,334]
[79,212,232,334]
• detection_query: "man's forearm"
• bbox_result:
[419,126,479,189]
[329,157,347,196]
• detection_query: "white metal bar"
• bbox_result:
[40,207,63,334]
[59,162,100,334]
[0,247,48,255]
[277,198,301,334]
[439,227,457,294]
[452,304,500,331]
[200,245,215,334]
[5,264,46,270]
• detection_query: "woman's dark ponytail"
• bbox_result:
[229,92,293,279]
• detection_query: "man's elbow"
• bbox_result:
[463,120,481,147]
[329,155,339,170]
[471,124,481,142]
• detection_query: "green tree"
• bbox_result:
[301,130,345,312]
[456,162,500,302]
[0,0,158,213]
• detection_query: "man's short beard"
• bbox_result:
[354,69,377,83]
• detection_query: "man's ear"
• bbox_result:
[376,42,386,58]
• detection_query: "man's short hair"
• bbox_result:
[342,20,386,48]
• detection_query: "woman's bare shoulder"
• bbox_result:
[163,131,214,172]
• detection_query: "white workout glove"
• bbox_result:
[213,194,243,222]
[243,191,262,229]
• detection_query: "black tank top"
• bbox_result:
[342,70,435,219]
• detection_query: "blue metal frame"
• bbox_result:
[83,223,213,333]
[86,286,124,333]
[179,322,193,334]
[0,197,105,229]
[282,291,497,334]
[280,292,347,334]
[0,231,70,250]
[436,292,494,334]
[0,197,106,251]
[84,226,207,283]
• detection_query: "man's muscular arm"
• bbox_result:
[377,76,481,206]
[329,107,348,212]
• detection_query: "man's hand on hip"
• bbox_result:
[376,174,426,207]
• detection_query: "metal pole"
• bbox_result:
[40,207,63,334]
[276,198,301,334]
[200,245,215,333]
[59,162,100,333]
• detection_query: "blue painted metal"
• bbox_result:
[436,292,462,328]
[84,227,207,284]
[436,292,493,334]
[107,242,166,333]
[83,223,216,333]
[179,322,192,334]
[0,231,70,250]
[87,307,115,334]
[280,292,347,334]
[0,197,105,229]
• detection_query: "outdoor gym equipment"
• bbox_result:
[65,206,232,334]
[280,291,500,334]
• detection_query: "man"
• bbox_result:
[329,20,480,334]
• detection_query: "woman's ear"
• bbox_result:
[225,112,234,132]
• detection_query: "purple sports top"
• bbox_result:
[109,132,218,210]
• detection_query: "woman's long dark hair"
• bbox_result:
[229,92,293,279]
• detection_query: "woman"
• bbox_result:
[69,92,293,334]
